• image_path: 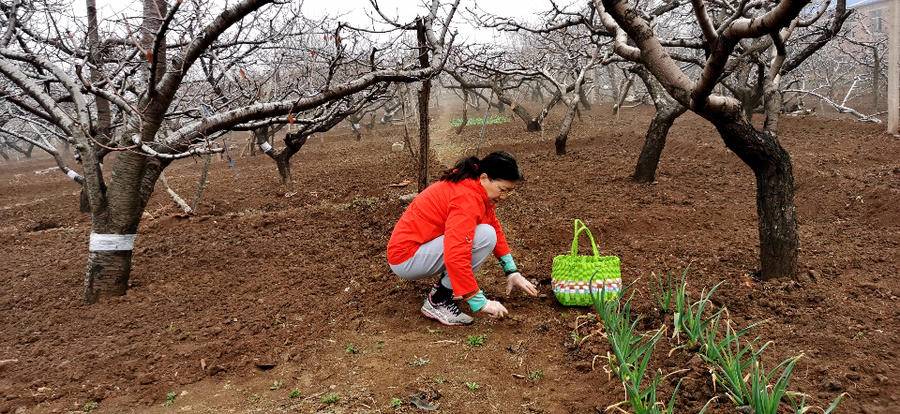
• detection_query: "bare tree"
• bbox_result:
[0,0,459,303]
[596,0,829,279]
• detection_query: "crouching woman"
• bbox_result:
[386,151,538,326]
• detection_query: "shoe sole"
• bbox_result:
[421,307,473,326]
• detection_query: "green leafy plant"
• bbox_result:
[654,270,679,313]
[465,381,480,391]
[466,334,486,347]
[673,278,724,351]
[321,392,340,404]
[527,369,544,381]
[82,401,99,412]
[345,343,359,354]
[786,391,847,414]
[593,284,679,414]
[270,380,283,390]
[289,389,302,399]
[390,397,403,408]
[410,356,430,367]
[449,115,510,127]
[163,391,178,407]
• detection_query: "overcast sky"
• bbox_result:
[72,0,564,43]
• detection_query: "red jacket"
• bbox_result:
[387,179,511,297]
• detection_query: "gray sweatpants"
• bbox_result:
[390,224,497,290]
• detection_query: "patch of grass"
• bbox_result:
[82,401,99,412]
[449,115,510,127]
[466,334,486,347]
[390,397,403,408]
[465,381,480,392]
[527,369,544,381]
[289,389,302,399]
[410,356,430,367]
[375,340,385,350]
[321,392,340,404]
[345,343,359,354]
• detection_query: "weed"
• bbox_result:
[466,334,486,347]
[82,401,99,412]
[390,397,403,408]
[410,356,430,367]
[321,392,340,404]
[163,391,177,407]
[289,389,301,399]
[527,369,544,381]
[465,381,480,391]
[433,376,446,384]
[569,330,582,345]
[248,393,261,404]
[345,343,359,354]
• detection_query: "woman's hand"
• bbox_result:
[480,300,509,317]
[506,272,538,296]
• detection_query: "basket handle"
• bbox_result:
[570,219,600,257]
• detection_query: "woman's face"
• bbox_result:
[479,173,517,202]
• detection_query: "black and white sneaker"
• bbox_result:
[421,286,474,326]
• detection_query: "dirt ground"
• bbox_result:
[0,106,897,414]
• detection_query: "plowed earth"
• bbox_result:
[0,106,897,413]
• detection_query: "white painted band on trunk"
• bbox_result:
[352,123,361,130]
[89,233,137,251]
[65,169,81,181]
[259,142,273,153]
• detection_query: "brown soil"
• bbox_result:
[0,106,897,414]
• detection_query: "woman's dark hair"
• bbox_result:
[440,151,522,183]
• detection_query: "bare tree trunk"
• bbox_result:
[84,250,133,301]
[84,0,168,303]
[491,85,541,131]
[191,154,212,211]
[86,0,111,143]
[275,153,292,184]
[613,73,634,117]
[711,118,798,280]
[455,91,468,135]
[632,66,686,183]
[873,47,881,111]
[554,102,578,155]
[633,108,682,182]
[416,19,431,192]
[763,83,782,135]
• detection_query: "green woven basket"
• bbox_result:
[551,219,621,306]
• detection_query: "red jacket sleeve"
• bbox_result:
[443,193,481,298]
[485,204,511,258]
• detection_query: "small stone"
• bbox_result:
[808,269,821,282]
[824,378,844,392]
[876,374,888,384]
[574,361,592,372]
